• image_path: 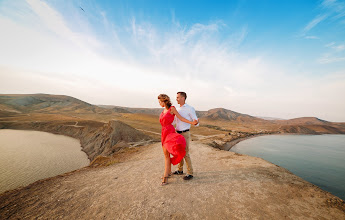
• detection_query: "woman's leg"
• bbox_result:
[162,146,171,177]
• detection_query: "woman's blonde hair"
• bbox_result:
[158,94,172,108]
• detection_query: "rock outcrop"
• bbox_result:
[81,120,153,160]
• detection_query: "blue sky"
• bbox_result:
[0,0,345,121]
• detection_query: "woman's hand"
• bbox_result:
[171,106,196,125]
[192,119,199,125]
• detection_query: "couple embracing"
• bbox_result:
[158,92,199,186]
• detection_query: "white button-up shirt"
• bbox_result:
[174,103,199,131]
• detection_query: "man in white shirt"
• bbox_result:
[172,92,199,180]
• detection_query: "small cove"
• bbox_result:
[0,129,90,193]
[230,134,345,200]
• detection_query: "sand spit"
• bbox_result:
[1,142,344,219]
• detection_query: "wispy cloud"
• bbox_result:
[318,55,345,64]
[25,0,103,51]
[325,42,345,51]
[304,35,319,39]
[302,0,345,68]
[318,41,345,63]
[321,0,345,19]
[301,0,345,37]
[302,14,328,35]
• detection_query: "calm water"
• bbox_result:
[230,134,345,200]
[0,129,90,193]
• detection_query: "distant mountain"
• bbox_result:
[255,116,285,120]
[197,108,265,123]
[274,117,329,125]
[0,94,112,114]
[98,105,132,113]
[98,105,162,115]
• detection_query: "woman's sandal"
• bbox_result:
[161,176,169,186]
[161,173,172,179]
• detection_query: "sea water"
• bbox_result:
[230,134,345,200]
[0,129,90,193]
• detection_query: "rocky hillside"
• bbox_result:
[98,105,162,115]
[273,117,329,125]
[0,94,112,114]
[272,117,345,134]
[197,108,264,122]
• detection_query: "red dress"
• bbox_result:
[160,106,186,165]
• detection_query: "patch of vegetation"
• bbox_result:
[105,160,121,166]
[201,124,232,132]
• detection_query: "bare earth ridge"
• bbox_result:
[1,142,344,219]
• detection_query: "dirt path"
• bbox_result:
[1,142,344,219]
[65,121,84,128]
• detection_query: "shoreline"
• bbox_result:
[223,132,328,151]
[222,133,273,151]
[223,133,345,201]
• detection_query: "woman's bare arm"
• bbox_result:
[170,107,198,125]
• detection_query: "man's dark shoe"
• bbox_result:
[172,170,183,175]
[183,175,193,180]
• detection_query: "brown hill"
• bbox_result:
[0,94,112,115]
[97,105,131,113]
[274,117,329,125]
[198,108,266,124]
[279,124,345,134]
[118,107,162,115]
[98,105,162,115]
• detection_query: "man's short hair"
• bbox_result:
[177,91,187,100]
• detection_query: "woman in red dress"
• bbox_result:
[158,94,198,185]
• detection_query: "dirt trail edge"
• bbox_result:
[1,142,344,219]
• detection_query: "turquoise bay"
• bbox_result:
[230,134,345,200]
